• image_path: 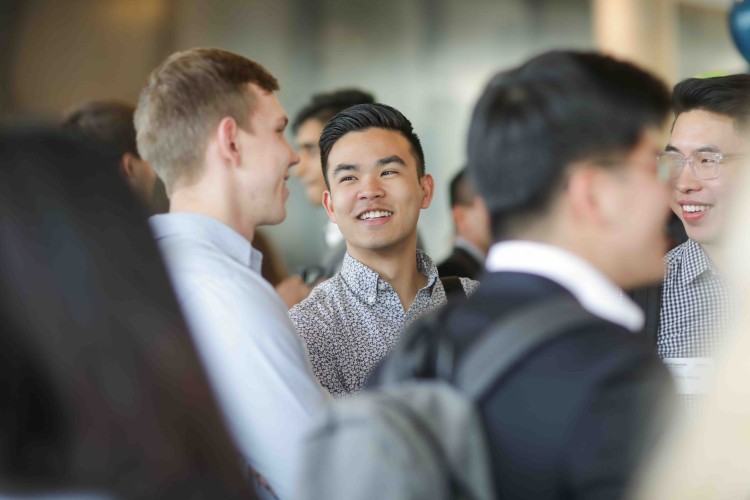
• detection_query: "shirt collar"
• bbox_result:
[149,212,263,273]
[486,241,644,332]
[678,239,717,286]
[339,249,439,304]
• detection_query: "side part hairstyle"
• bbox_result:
[291,89,375,133]
[672,74,750,132]
[319,103,425,189]
[0,129,254,498]
[134,47,278,194]
[467,50,670,240]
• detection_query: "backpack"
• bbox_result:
[294,295,602,500]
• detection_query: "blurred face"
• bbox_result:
[238,84,300,226]
[604,130,671,288]
[456,196,492,254]
[667,110,747,247]
[322,128,433,260]
[294,118,327,205]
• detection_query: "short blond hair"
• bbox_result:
[134,48,279,193]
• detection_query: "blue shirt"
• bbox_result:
[150,213,328,499]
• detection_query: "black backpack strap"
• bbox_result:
[455,295,604,400]
[440,275,467,308]
[627,284,662,346]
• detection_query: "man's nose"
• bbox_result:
[673,161,702,193]
[358,175,385,199]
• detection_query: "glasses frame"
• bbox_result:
[656,151,747,181]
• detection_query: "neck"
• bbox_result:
[701,241,726,274]
[347,238,426,310]
[170,183,255,242]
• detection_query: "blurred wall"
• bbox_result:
[1,0,745,270]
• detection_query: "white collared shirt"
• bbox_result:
[150,213,328,499]
[485,241,644,332]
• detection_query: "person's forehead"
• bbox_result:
[330,128,413,159]
[671,109,741,149]
[296,118,324,142]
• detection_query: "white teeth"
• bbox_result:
[359,210,393,220]
[683,205,709,213]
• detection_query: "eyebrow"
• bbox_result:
[332,163,358,177]
[665,144,721,154]
[376,155,406,167]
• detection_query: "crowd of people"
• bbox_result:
[0,45,748,499]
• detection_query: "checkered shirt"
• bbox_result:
[657,239,731,359]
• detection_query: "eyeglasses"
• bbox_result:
[656,151,747,182]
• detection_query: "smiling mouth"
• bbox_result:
[358,210,393,220]
[682,204,711,213]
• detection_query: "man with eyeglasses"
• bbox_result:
[655,75,750,396]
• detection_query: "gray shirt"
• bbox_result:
[289,250,479,397]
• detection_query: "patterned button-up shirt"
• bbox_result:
[289,250,479,398]
[658,239,731,359]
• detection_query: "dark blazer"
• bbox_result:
[437,246,483,280]
[382,271,674,500]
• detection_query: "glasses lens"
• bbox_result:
[691,152,721,180]
[657,153,683,182]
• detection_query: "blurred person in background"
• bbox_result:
[62,99,168,214]
[271,89,377,309]
[292,88,376,280]
[437,167,491,280]
[0,129,254,498]
[135,48,328,499]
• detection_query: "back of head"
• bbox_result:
[292,89,375,132]
[449,168,475,208]
[62,100,138,161]
[319,102,425,188]
[672,74,750,131]
[134,47,279,194]
[468,50,670,239]
[0,129,252,498]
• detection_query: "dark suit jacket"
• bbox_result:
[380,271,674,500]
[437,246,483,280]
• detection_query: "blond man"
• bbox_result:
[135,48,328,498]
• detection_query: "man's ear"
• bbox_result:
[120,153,139,188]
[322,190,337,223]
[215,117,241,167]
[566,164,613,226]
[420,174,435,209]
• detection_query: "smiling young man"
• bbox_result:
[288,103,478,398]
[656,75,750,369]
[134,48,328,498]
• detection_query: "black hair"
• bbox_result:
[292,89,375,133]
[467,50,670,240]
[449,168,476,207]
[672,74,750,131]
[0,128,253,498]
[61,100,139,161]
[319,103,425,189]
